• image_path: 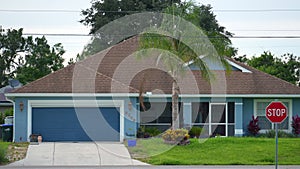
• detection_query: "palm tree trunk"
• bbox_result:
[172,79,180,130]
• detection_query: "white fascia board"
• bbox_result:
[226,59,252,73]
[5,93,139,98]
[5,93,300,98]
[144,94,300,98]
[179,94,300,98]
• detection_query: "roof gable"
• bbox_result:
[188,56,251,73]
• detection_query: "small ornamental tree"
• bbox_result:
[292,115,300,136]
[248,115,260,136]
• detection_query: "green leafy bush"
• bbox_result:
[260,130,295,138]
[0,112,4,124]
[4,108,13,117]
[189,126,202,138]
[145,127,161,137]
[137,126,162,138]
[162,129,190,145]
[0,108,13,124]
[0,146,8,165]
[1,108,13,122]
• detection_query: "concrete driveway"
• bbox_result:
[8,142,148,166]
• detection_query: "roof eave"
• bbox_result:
[5,93,300,98]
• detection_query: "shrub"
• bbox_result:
[0,108,13,124]
[4,108,13,117]
[0,146,8,165]
[162,129,190,145]
[137,126,146,138]
[137,126,161,138]
[0,112,4,124]
[145,127,161,137]
[292,115,300,136]
[248,115,260,136]
[261,130,295,138]
[189,126,202,138]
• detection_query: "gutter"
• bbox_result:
[5,93,300,98]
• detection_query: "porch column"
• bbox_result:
[235,102,244,136]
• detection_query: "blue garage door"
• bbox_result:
[32,107,120,142]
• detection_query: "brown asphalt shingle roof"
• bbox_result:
[13,36,300,95]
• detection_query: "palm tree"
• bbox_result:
[138,3,230,130]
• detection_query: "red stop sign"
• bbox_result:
[265,101,288,123]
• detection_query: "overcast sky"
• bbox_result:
[1,0,300,63]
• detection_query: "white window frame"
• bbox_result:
[191,102,235,137]
[27,100,125,142]
[254,99,292,133]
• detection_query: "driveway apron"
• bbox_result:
[8,142,148,166]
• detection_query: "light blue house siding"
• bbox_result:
[242,98,253,135]
[11,95,300,142]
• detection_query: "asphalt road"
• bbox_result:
[1,166,300,169]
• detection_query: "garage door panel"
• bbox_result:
[32,107,120,141]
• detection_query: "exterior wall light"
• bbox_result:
[19,101,24,112]
[128,102,132,111]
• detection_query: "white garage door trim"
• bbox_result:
[27,100,124,142]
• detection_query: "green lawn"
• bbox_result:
[0,141,10,165]
[127,137,300,165]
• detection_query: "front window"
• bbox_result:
[139,102,183,131]
[255,100,290,130]
[192,102,235,137]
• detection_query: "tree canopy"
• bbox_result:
[236,52,300,86]
[80,0,180,34]
[79,0,236,59]
[0,28,65,87]
[163,2,236,57]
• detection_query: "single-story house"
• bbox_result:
[6,36,300,142]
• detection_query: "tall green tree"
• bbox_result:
[0,28,65,87]
[79,0,236,59]
[79,0,180,59]
[237,51,300,86]
[0,28,25,87]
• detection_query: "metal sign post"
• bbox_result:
[275,123,278,169]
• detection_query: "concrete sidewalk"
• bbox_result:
[8,142,148,166]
